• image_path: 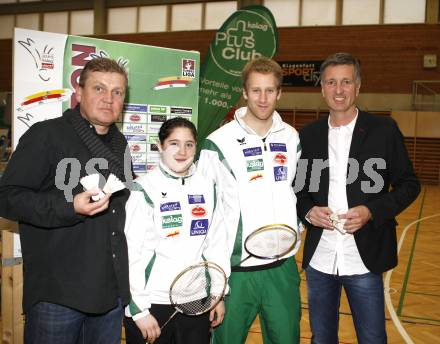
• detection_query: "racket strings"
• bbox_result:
[170,264,226,315]
[245,227,297,258]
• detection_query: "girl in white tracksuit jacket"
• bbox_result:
[124,117,230,344]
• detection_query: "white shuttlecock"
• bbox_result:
[80,174,99,190]
[80,174,105,201]
[103,173,126,194]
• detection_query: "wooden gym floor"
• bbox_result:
[244,185,440,344]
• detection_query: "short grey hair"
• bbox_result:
[320,52,361,84]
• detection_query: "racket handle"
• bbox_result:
[146,310,179,343]
[160,309,179,330]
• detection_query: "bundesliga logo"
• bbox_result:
[182,59,195,78]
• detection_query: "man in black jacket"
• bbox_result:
[0,57,131,344]
[295,53,420,344]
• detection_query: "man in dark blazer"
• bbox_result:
[295,52,420,344]
[0,58,131,344]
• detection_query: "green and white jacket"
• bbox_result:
[124,162,230,320]
[198,107,302,268]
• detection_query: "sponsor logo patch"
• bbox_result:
[188,194,205,204]
[269,143,287,152]
[243,147,262,157]
[237,137,246,145]
[249,174,263,182]
[274,153,287,165]
[190,219,209,236]
[129,114,141,122]
[166,229,180,238]
[192,206,206,217]
[124,104,148,112]
[246,159,264,172]
[274,166,288,181]
[162,214,183,228]
[130,144,141,152]
[160,202,181,212]
[151,114,167,123]
[182,59,196,78]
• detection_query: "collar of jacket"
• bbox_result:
[234,106,285,136]
[158,160,196,181]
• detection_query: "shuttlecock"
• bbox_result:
[103,173,125,194]
[80,174,105,201]
[329,213,347,234]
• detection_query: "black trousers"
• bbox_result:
[124,304,211,344]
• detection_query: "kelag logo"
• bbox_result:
[247,159,264,172]
[162,214,183,229]
[210,7,277,76]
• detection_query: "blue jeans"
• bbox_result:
[306,266,387,344]
[24,300,124,344]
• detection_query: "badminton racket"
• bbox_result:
[149,261,227,339]
[236,224,298,266]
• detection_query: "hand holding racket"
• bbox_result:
[145,261,227,343]
[237,224,298,266]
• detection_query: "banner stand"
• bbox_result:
[0,220,24,344]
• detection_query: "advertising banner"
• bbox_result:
[279,60,323,87]
[197,5,278,143]
[12,28,200,257]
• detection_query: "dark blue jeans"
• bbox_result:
[306,266,387,344]
[24,300,124,344]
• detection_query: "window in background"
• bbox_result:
[264,0,299,27]
[70,10,93,35]
[302,0,336,26]
[108,7,137,34]
[204,1,236,29]
[16,13,39,30]
[384,0,426,23]
[139,5,167,32]
[0,0,16,3]
[343,0,380,25]
[43,11,68,34]
[171,3,202,31]
[0,15,14,39]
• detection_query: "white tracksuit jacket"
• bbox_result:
[198,107,302,268]
[124,162,230,320]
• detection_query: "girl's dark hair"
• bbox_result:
[158,117,197,145]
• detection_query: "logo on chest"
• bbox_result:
[246,159,264,172]
[243,147,262,157]
[162,214,183,229]
[188,194,205,204]
[269,143,287,152]
[190,219,209,236]
[274,166,288,181]
[274,153,287,165]
[160,202,181,212]
[192,206,206,217]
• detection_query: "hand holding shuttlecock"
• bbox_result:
[80,174,126,201]
[329,213,347,235]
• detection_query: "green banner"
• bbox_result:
[197,5,278,143]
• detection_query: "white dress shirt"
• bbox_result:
[309,110,370,275]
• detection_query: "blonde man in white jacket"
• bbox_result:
[124,117,230,344]
[198,58,302,344]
